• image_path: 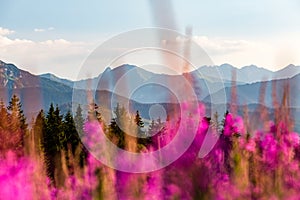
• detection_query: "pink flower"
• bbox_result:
[239,137,256,152]
[261,133,278,168]
[286,132,299,147]
[224,114,244,136]
[245,139,256,152]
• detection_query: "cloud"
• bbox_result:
[197,35,300,70]
[34,28,46,32]
[193,36,252,55]
[190,36,271,67]
[176,34,300,70]
[34,27,55,32]
[0,33,94,80]
[1,28,299,79]
[0,27,15,36]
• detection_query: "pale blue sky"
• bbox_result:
[2,0,300,38]
[1,0,300,79]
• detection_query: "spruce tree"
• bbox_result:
[74,104,84,138]
[148,119,156,136]
[33,110,46,157]
[134,110,144,129]
[5,95,27,155]
[108,104,127,149]
[7,94,27,132]
[134,110,144,137]
[148,118,165,136]
[0,100,10,155]
[42,103,64,183]
[74,105,88,167]
[63,111,79,154]
[0,100,9,131]
[88,102,102,122]
[109,117,124,148]
[134,110,151,147]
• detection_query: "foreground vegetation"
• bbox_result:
[0,88,299,199]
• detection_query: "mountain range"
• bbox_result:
[197,63,300,83]
[0,60,300,128]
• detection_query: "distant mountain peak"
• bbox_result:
[285,64,297,68]
[0,60,36,88]
[220,63,235,68]
[102,66,112,73]
[40,73,56,78]
[0,61,19,71]
[242,64,259,69]
[113,64,137,71]
[40,73,74,87]
[241,65,272,72]
[275,64,299,72]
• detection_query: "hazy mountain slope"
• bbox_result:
[40,73,74,88]
[1,60,300,114]
[204,73,300,108]
[197,63,300,83]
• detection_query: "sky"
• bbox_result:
[0,0,300,80]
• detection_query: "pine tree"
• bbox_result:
[134,110,144,137]
[54,105,65,148]
[87,102,107,135]
[42,103,56,181]
[42,103,64,183]
[148,117,166,149]
[148,117,165,136]
[109,117,124,148]
[7,94,27,132]
[74,104,84,138]
[148,119,156,136]
[114,103,127,127]
[0,100,10,155]
[62,110,82,175]
[108,104,127,149]
[134,110,151,148]
[74,104,88,167]
[5,95,27,156]
[135,110,144,129]
[63,111,80,154]
[33,110,46,157]
[88,102,103,122]
[0,100,9,131]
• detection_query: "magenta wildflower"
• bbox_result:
[223,114,244,136]
[261,133,278,168]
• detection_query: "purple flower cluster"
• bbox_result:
[1,104,300,199]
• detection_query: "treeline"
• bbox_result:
[0,95,174,186]
[0,95,27,157]
[33,104,87,186]
[36,102,166,186]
